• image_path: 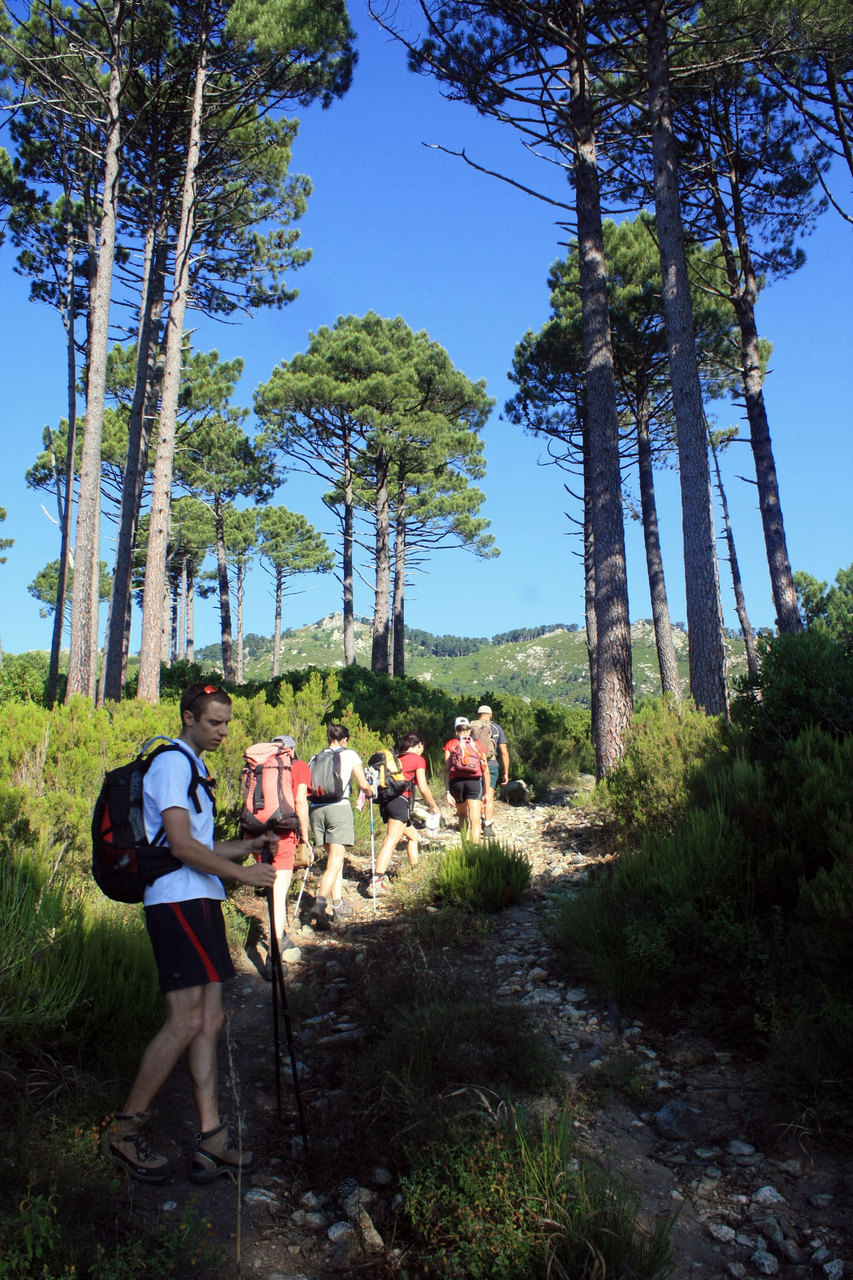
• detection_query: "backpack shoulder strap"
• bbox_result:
[146,741,215,815]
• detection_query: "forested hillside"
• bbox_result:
[193,613,748,703]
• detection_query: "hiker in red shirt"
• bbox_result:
[371,733,441,895]
[443,716,488,843]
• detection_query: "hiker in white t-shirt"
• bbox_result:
[107,682,276,1186]
[308,723,374,930]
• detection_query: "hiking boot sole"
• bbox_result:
[108,1142,175,1185]
[190,1151,260,1184]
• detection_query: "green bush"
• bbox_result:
[0,652,52,705]
[596,696,728,843]
[436,839,531,912]
[731,627,853,750]
[551,680,853,1129]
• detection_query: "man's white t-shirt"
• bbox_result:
[142,739,225,906]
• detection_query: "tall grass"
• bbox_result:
[402,1104,674,1279]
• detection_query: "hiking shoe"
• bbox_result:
[108,1113,175,1185]
[190,1118,259,1184]
[370,874,389,895]
[308,898,332,931]
[483,822,494,836]
[331,897,354,919]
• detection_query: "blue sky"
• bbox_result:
[1,2,851,657]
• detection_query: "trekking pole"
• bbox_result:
[292,864,311,923]
[369,797,376,918]
[262,849,309,1150]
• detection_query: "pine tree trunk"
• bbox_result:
[342,438,355,666]
[705,148,800,634]
[179,557,188,660]
[137,29,208,701]
[66,2,124,701]
[103,231,168,700]
[170,579,179,665]
[48,125,79,707]
[736,301,801,633]
[637,406,681,698]
[646,0,728,715]
[371,446,391,673]
[583,440,598,717]
[392,500,406,678]
[272,566,283,678]
[570,14,633,776]
[214,501,235,681]
[186,563,195,664]
[710,438,760,678]
[236,563,245,684]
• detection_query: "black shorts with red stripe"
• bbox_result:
[144,898,236,994]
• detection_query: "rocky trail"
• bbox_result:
[125,789,851,1280]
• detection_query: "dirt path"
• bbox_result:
[122,790,851,1279]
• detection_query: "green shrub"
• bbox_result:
[731,627,853,750]
[596,697,727,843]
[436,838,531,912]
[0,652,51,706]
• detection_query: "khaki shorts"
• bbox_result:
[310,800,354,847]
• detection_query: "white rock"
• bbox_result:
[751,1185,786,1207]
[727,1139,755,1156]
[289,1210,329,1231]
[707,1222,736,1244]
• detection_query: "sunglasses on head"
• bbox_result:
[186,683,225,710]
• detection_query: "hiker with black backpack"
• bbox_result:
[369,733,441,895]
[443,716,489,843]
[107,682,277,1187]
[307,723,375,930]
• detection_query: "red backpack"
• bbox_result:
[240,740,300,838]
[448,738,485,780]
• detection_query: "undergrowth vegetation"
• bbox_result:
[401,1107,673,1280]
[551,630,853,1134]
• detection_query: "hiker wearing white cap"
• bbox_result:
[443,716,488,842]
[469,705,510,834]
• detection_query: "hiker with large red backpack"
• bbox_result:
[369,733,442,896]
[106,682,276,1187]
[443,715,488,843]
[239,735,312,977]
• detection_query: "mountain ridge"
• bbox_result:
[197,613,748,704]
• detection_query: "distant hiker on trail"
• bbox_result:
[108,682,277,1187]
[444,716,488,843]
[371,733,441,895]
[308,723,375,931]
[470,704,510,834]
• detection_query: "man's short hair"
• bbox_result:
[180,681,231,719]
[327,722,349,744]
